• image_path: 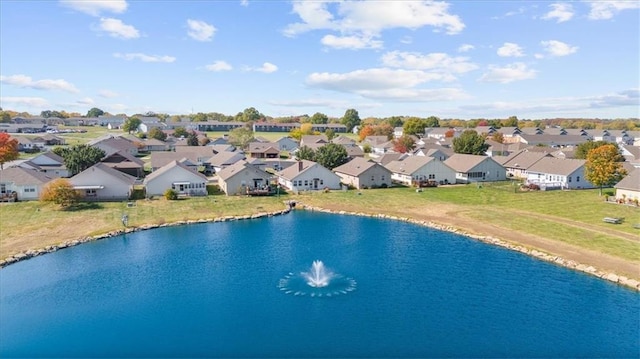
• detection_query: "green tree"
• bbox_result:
[310,112,329,124]
[585,144,627,195]
[341,109,361,132]
[186,131,199,146]
[53,144,105,176]
[0,133,19,169]
[575,141,610,160]
[384,116,404,128]
[314,143,348,170]
[237,107,263,122]
[324,128,336,141]
[502,115,519,127]
[452,130,489,155]
[41,110,68,118]
[296,145,315,161]
[403,117,428,135]
[173,127,189,138]
[425,116,440,128]
[123,117,142,134]
[40,178,80,209]
[86,107,105,117]
[228,127,254,149]
[148,127,167,141]
[0,111,11,123]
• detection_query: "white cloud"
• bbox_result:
[458,44,474,52]
[0,74,80,93]
[76,97,95,105]
[284,0,464,38]
[587,1,640,20]
[0,96,50,108]
[381,51,478,76]
[240,0,249,6]
[113,53,176,63]
[246,62,278,73]
[99,17,140,39]
[60,0,127,16]
[205,61,233,72]
[540,40,578,57]
[478,63,537,83]
[321,34,383,50]
[497,42,525,57]
[541,3,574,23]
[99,89,119,98]
[589,88,639,108]
[187,19,216,42]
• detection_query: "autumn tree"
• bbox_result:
[392,135,416,153]
[314,143,348,170]
[0,133,19,169]
[289,123,317,140]
[40,178,80,209]
[585,144,627,195]
[148,127,167,141]
[52,144,105,176]
[452,130,489,155]
[228,127,254,149]
[358,125,376,141]
[491,132,505,144]
[341,108,361,132]
[445,129,456,138]
[575,141,610,160]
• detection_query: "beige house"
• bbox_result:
[385,156,456,186]
[333,157,392,189]
[216,160,273,196]
[143,161,208,197]
[277,160,341,192]
[70,163,137,201]
[444,154,507,183]
[614,168,640,204]
[0,167,54,201]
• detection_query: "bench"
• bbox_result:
[603,217,622,224]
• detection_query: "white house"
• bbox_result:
[275,136,299,152]
[70,163,137,201]
[525,157,593,190]
[333,157,392,189]
[277,160,341,192]
[0,167,54,201]
[143,160,208,197]
[18,151,69,178]
[499,150,552,179]
[444,154,507,183]
[385,156,456,186]
[216,160,273,196]
[614,168,640,204]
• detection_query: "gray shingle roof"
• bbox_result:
[0,167,54,185]
[615,168,640,191]
[526,157,586,176]
[443,154,491,172]
[333,157,382,176]
[385,156,435,175]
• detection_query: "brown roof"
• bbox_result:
[0,167,54,185]
[333,157,383,176]
[385,156,436,175]
[217,160,270,181]
[615,168,640,191]
[144,160,207,183]
[248,142,280,154]
[501,150,551,169]
[526,157,586,176]
[444,154,493,172]
[278,159,316,180]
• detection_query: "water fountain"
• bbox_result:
[278,260,356,297]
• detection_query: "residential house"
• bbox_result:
[143,138,170,152]
[90,136,139,157]
[100,151,145,178]
[525,157,593,190]
[144,161,208,197]
[18,151,69,178]
[516,134,589,147]
[69,163,137,201]
[300,135,328,147]
[333,157,392,189]
[217,160,273,196]
[253,122,300,133]
[277,160,341,192]
[209,150,246,173]
[385,156,456,186]
[247,142,280,159]
[33,134,65,146]
[15,136,38,152]
[275,136,299,152]
[0,167,53,201]
[444,154,507,183]
[614,168,640,204]
[498,150,552,179]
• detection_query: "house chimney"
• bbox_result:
[298,160,303,171]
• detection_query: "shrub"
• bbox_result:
[206,184,220,195]
[164,188,178,200]
[380,183,388,188]
[40,178,80,209]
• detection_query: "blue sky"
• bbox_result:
[1,0,638,120]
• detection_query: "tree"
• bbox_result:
[314,143,348,170]
[40,178,80,209]
[0,111,11,123]
[502,116,519,127]
[173,127,189,138]
[341,109,361,132]
[425,116,440,128]
[491,132,505,144]
[53,144,105,176]
[310,112,329,124]
[86,107,105,117]
[403,117,428,136]
[324,128,336,141]
[384,116,404,128]
[296,145,315,161]
[0,133,19,169]
[452,130,489,155]
[41,110,68,119]
[186,131,199,146]
[148,127,167,141]
[228,127,254,149]
[358,124,376,141]
[585,144,627,195]
[575,141,610,160]
[237,107,263,122]
[123,117,142,134]
[392,135,416,153]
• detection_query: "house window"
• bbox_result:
[0,184,6,194]
[304,180,308,186]
[24,187,36,193]
[85,189,97,197]
[568,176,572,182]
[381,175,385,181]
[428,174,435,179]
[576,176,580,182]
[371,175,375,181]
[320,180,324,185]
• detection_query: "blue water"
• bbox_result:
[1,211,638,358]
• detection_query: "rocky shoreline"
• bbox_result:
[1,202,638,292]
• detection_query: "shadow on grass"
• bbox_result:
[65,202,104,211]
